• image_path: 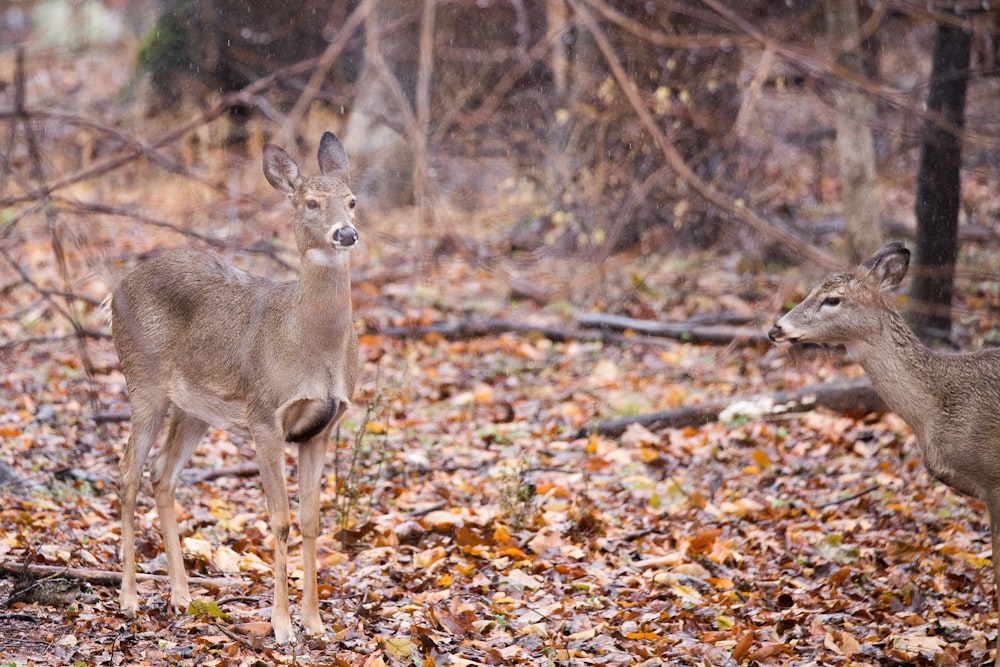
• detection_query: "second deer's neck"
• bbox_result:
[852,309,937,440]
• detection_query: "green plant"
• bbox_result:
[498,452,537,529]
[333,373,390,539]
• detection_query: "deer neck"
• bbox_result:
[850,309,937,443]
[292,249,354,336]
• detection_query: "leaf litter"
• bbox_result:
[4,243,999,666]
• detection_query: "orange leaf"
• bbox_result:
[751,449,771,468]
[689,528,723,554]
[748,643,789,660]
[829,567,851,585]
[493,525,514,544]
[732,630,754,661]
[535,483,570,498]
[499,546,528,560]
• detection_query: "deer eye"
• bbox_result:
[822,296,841,307]
[347,197,357,210]
[306,199,319,210]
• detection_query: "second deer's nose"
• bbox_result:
[334,227,358,247]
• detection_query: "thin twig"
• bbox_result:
[0,331,110,352]
[569,0,840,269]
[281,0,378,142]
[815,484,880,510]
[0,56,330,209]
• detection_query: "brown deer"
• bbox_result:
[111,132,360,644]
[769,241,1000,656]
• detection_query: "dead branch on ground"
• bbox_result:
[576,312,769,345]
[578,377,883,437]
[0,561,241,588]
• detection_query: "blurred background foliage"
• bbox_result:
[1,0,999,339]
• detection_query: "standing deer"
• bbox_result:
[111,132,360,644]
[769,242,1000,656]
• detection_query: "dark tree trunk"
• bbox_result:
[908,19,972,344]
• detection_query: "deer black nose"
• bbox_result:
[333,227,357,247]
[767,325,783,342]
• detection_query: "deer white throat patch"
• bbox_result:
[305,248,349,268]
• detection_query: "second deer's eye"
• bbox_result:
[348,198,357,210]
[822,296,841,307]
[306,199,319,210]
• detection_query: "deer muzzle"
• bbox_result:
[768,323,788,343]
[333,227,358,247]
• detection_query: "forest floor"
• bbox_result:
[4,8,1000,667]
[4,197,1000,667]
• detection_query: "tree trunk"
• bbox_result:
[824,0,881,263]
[908,19,972,343]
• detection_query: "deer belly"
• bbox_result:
[168,379,251,437]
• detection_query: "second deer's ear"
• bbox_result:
[862,242,910,291]
[263,144,302,196]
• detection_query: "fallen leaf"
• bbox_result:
[825,630,861,656]
[382,636,415,660]
[506,568,543,591]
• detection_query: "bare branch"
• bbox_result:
[0,561,243,588]
[569,0,841,268]
[280,0,379,142]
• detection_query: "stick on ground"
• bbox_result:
[579,377,883,437]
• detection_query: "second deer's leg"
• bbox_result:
[297,425,334,636]
[150,409,210,612]
[253,424,294,644]
[119,395,169,617]
[986,496,1000,661]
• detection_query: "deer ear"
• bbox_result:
[263,144,301,196]
[862,242,910,291]
[317,132,349,180]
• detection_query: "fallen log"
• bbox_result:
[379,318,581,342]
[578,377,884,438]
[376,313,769,347]
[0,561,241,587]
[575,312,770,345]
[375,317,674,348]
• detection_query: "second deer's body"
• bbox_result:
[770,242,1000,655]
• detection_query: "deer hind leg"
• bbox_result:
[987,495,1000,661]
[150,409,209,613]
[252,423,295,644]
[297,423,335,636]
[119,393,169,617]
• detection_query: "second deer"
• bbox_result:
[770,242,1000,655]
[111,132,360,644]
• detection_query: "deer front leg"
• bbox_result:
[253,425,295,644]
[150,410,209,613]
[297,425,334,636]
